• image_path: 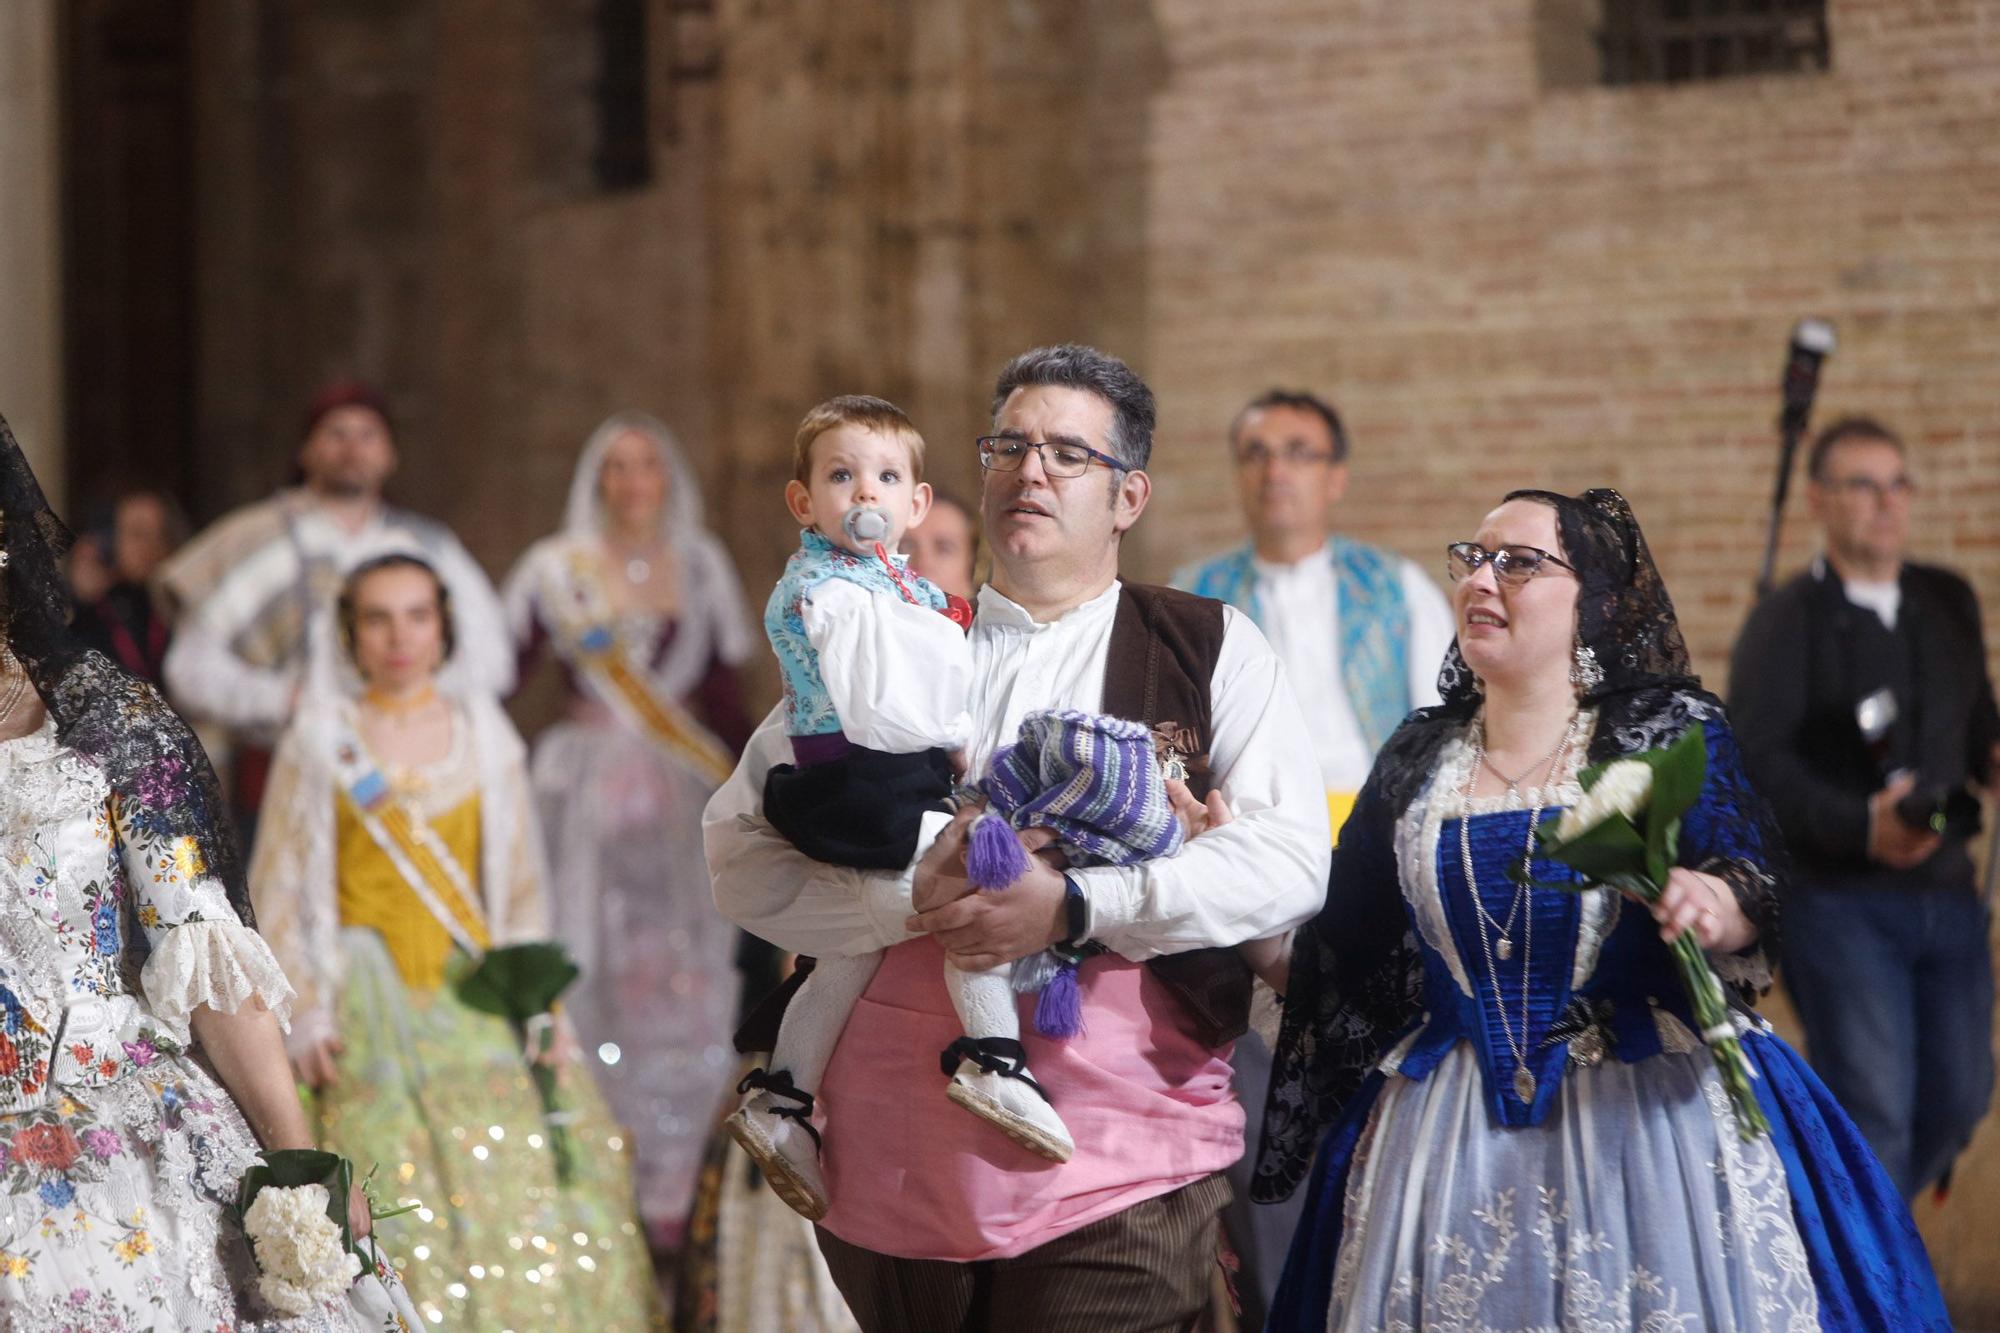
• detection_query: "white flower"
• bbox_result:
[242,1183,363,1316]
[1550,757,1653,843]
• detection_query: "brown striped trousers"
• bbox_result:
[815,1173,1233,1333]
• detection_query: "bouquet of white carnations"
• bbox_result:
[242,1181,361,1316]
[236,1148,417,1318]
[1524,722,1770,1140]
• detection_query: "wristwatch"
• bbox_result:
[1055,872,1090,958]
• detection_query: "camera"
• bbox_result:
[1855,688,1984,840]
[1893,783,1984,841]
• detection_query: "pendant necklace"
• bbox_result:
[1468,719,1578,960]
[605,535,658,586]
[1460,709,1581,1104]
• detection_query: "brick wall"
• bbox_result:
[1129,0,2000,694]
[182,0,2000,686]
[188,0,721,584]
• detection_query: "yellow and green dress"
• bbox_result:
[251,692,661,1331]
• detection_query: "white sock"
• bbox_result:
[945,959,1022,1045]
[768,951,882,1092]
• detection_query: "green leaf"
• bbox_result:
[1651,722,1708,829]
[1642,722,1705,875]
[1602,870,1661,902]
[1644,845,1668,889]
[1537,811,1649,881]
[451,942,580,1022]
[248,1147,345,1189]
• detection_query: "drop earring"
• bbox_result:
[1570,641,1604,693]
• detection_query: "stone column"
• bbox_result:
[0,0,63,501]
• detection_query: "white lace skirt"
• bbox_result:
[1329,1044,1821,1333]
[532,718,739,1232]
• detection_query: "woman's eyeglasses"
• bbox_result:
[977,435,1132,478]
[1446,542,1578,587]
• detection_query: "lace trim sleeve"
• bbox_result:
[139,918,297,1042]
[1701,854,1777,1001]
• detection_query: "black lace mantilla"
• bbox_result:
[1253,488,1790,1203]
[0,414,253,927]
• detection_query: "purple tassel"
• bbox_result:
[1034,962,1085,1039]
[965,811,1031,890]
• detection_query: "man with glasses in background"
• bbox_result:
[1731,415,2000,1201]
[1173,388,1452,1328]
[708,346,1328,1330]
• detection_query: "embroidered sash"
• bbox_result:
[1180,540,1412,752]
[556,548,734,785]
[331,723,491,961]
[1329,536,1411,752]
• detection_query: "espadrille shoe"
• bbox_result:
[940,1037,1074,1163]
[724,1069,829,1221]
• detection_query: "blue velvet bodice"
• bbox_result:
[1390,808,1698,1127]
[1383,721,1771,1127]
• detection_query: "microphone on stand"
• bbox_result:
[1757,318,1837,596]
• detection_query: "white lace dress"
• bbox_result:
[505,533,749,1236]
[0,715,413,1331]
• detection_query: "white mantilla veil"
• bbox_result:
[561,410,706,542]
[507,411,754,700]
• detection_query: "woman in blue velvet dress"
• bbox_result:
[1255,488,1949,1331]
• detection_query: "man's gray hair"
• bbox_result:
[990,344,1156,470]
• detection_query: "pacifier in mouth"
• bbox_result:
[842,505,891,546]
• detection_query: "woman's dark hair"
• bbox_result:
[0,411,257,925]
[336,553,457,666]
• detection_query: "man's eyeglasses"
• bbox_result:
[1234,441,1338,468]
[977,435,1133,479]
[1828,475,1914,503]
[1446,542,1578,587]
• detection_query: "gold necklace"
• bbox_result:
[362,685,438,722]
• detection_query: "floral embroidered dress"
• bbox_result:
[250,693,661,1331]
[0,712,407,1332]
[503,414,755,1240]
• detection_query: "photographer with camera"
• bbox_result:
[1731,415,2000,1200]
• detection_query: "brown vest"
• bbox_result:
[734,582,1254,1054]
[1104,583,1254,1050]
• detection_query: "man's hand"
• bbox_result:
[1868,772,1943,870]
[906,851,1067,972]
[912,803,981,914]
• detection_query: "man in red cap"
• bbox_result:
[157,381,513,827]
